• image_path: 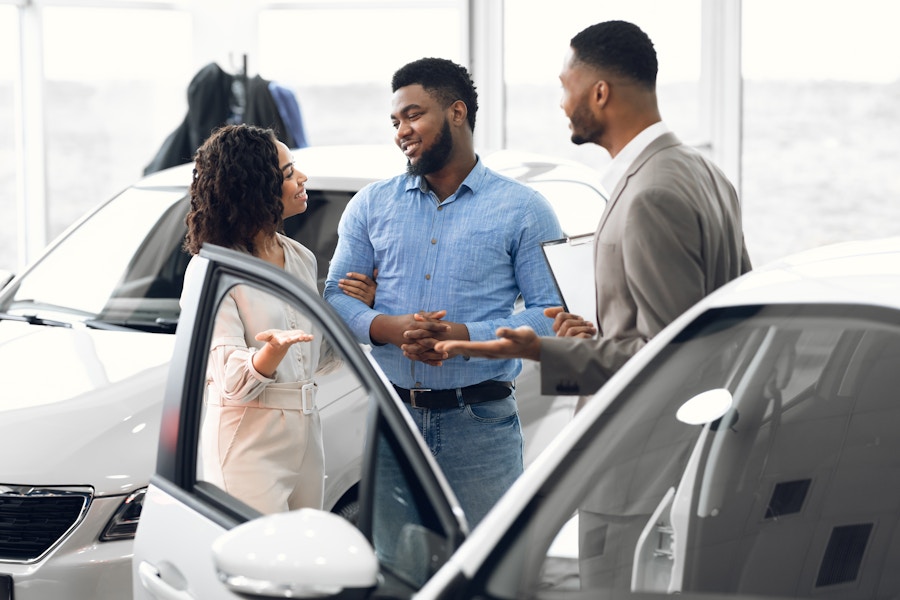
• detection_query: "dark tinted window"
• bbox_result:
[283,189,354,293]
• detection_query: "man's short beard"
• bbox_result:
[568,103,597,146]
[407,119,453,176]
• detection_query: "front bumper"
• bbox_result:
[1,495,133,599]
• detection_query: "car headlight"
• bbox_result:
[100,488,146,541]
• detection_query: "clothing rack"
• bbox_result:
[228,53,249,125]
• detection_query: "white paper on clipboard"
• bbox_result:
[540,233,595,322]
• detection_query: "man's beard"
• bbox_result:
[568,103,597,146]
[407,119,453,176]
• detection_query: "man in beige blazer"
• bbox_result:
[436,20,752,403]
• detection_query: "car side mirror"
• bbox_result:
[211,508,378,598]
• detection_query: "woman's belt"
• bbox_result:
[206,380,317,414]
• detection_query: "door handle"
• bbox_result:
[138,561,196,600]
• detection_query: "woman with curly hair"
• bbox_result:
[182,123,373,514]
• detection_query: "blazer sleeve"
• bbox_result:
[538,185,708,397]
[539,334,641,396]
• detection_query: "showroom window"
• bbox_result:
[504,0,703,173]
[1,5,16,273]
[741,0,900,266]
[40,6,193,244]
[257,1,465,146]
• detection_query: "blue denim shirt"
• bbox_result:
[324,157,564,390]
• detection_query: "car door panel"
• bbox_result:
[135,482,243,600]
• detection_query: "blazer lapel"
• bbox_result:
[595,132,683,234]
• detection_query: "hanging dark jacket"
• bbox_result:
[144,63,293,175]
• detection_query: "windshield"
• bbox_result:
[523,303,900,598]
[0,186,357,333]
[0,187,190,332]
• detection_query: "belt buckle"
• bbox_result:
[301,382,317,415]
[409,387,431,409]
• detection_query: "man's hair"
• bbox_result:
[392,57,478,132]
[570,20,658,90]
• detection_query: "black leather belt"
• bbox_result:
[392,380,512,409]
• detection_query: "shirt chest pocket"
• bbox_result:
[443,229,511,283]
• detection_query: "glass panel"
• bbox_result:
[257,5,463,146]
[504,0,702,169]
[0,5,16,273]
[42,6,192,243]
[196,280,368,518]
[742,0,900,266]
[505,304,900,598]
[370,412,453,590]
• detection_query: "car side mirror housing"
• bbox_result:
[212,508,378,599]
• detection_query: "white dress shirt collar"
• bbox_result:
[600,121,670,195]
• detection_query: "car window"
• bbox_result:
[0,186,353,333]
[478,304,900,599]
[0,188,188,330]
[365,410,460,592]
[192,279,366,520]
[283,189,355,293]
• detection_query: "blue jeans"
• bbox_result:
[406,389,524,527]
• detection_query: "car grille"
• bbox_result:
[0,486,92,563]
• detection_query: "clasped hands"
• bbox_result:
[396,310,454,367]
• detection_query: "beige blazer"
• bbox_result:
[540,132,752,399]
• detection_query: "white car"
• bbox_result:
[0,145,606,599]
[133,235,900,599]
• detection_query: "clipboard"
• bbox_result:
[540,233,595,322]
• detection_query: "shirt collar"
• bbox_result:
[600,121,669,194]
[409,155,484,201]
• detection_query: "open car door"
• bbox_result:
[132,244,469,599]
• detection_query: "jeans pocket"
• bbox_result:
[465,396,518,423]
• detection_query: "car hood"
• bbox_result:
[0,320,174,496]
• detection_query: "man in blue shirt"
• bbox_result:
[323,57,563,528]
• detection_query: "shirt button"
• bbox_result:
[431,238,437,244]
[425,274,431,280]
[437,206,444,211]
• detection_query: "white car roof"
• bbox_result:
[133,144,604,194]
[705,236,900,311]
[133,144,406,191]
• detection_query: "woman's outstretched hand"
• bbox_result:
[252,328,314,378]
[255,328,314,349]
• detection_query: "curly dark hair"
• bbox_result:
[391,57,478,132]
[184,124,284,256]
[570,20,658,90]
